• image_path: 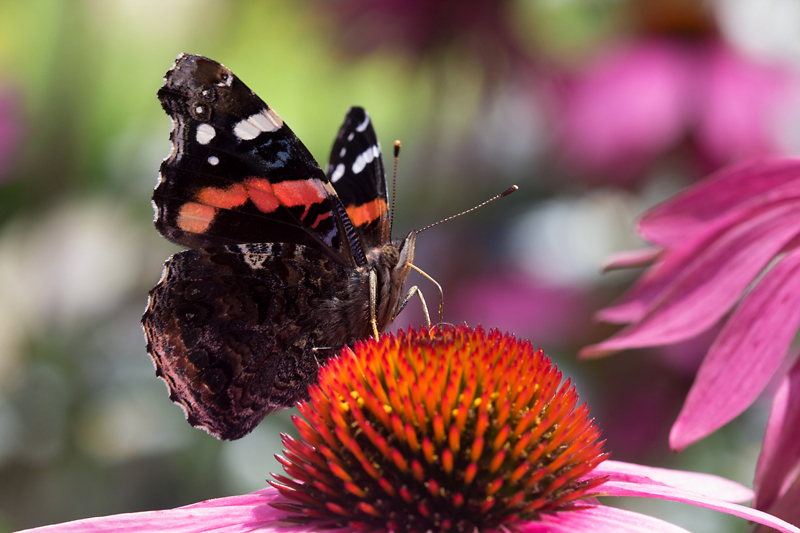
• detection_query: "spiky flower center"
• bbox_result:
[271,325,607,532]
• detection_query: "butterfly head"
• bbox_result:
[367,231,416,330]
[384,227,414,266]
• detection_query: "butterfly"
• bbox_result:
[142,54,419,440]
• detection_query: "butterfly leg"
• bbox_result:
[393,285,432,328]
[408,264,443,324]
[369,269,380,337]
[311,346,340,366]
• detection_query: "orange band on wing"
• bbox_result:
[346,198,387,228]
[187,177,330,231]
[310,210,332,228]
[197,183,248,209]
[177,202,218,233]
[271,179,328,207]
[243,178,281,213]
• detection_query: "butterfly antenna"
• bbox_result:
[390,140,400,237]
[416,185,519,234]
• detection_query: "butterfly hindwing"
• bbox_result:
[143,243,374,440]
[155,54,352,261]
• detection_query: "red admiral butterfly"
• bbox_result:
[143,54,418,440]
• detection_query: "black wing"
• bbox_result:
[326,107,390,250]
[155,54,356,263]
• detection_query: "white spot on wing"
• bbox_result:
[237,244,278,270]
[233,119,259,141]
[252,108,283,131]
[351,144,378,174]
[339,147,346,157]
[196,123,216,145]
[356,114,370,132]
[347,132,354,141]
[242,252,269,270]
[233,108,284,141]
[331,163,345,182]
[353,155,366,174]
[207,156,219,166]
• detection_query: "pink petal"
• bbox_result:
[519,504,693,533]
[15,488,344,533]
[638,158,800,247]
[753,479,800,533]
[599,481,800,533]
[602,247,661,272]
[670,248,800,450]
[754,357,800,512]
[582,200,800,358]
[594,234,723,325]
[597,161,800,326]
[593,460,753,502]
[595,185,800,326]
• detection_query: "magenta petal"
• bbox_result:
[670,248,800,450]
[638,158,800,247]
[754,357,800,512]
[597,160,800,328]
[594,194,799,326]
[594,238,718,326]
[520,504,693,533]
[603,168,800,325]
[592,460,753,502]
[15,487,332,533]
[753,479,800,533]
[594,231,728,325]
[583,201,800,357]
[599,481,800,533]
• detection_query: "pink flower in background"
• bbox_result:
[582,159,800,450]
[448,272,591,345]
[557,39,800,183]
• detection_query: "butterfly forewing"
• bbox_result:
[155,54,352,261]
[326,107,390,249]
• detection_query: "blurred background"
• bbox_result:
[1,1,799,531]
